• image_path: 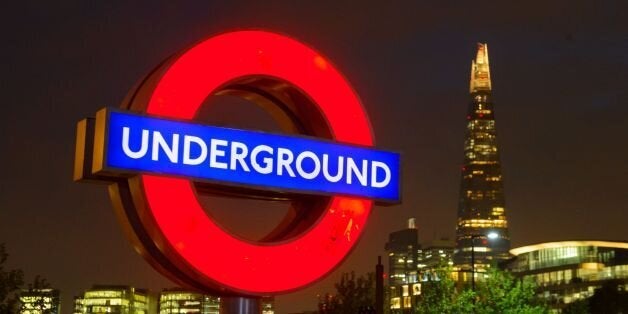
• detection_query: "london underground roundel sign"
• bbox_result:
[74,30,400,295]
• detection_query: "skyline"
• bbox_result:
[1,2,627,313]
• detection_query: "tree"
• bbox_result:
[415,266,549,314]
[319,271,375,313]
[0,243,24,314]
[414,268,457,313]
[414,267,475,314]
[474,268,548,314]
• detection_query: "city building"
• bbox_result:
[454,43,511,275]
[158,289,219,314]
[73,285,153,314]
[385,219,455,312]
[19,288,60,314]
[389,279,422,313]
[385,218,419,285]
[417,238,455,280]
[506,240,628,312]
[387,238,456,312]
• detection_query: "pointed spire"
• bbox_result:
[469,43,492,93]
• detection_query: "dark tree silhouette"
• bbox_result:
[319,271,375,313]
[0,243,24,314]
[564,280,628,314]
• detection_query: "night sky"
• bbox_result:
[1,1,627,313]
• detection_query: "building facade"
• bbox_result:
[386,219,455,312]
[385,218,419,286]
[158,289,219,314]
[454,43,511,274]
[73,285,153,314]
[19,288,60,314]
[417,238,455,281]
[506,240,628,312]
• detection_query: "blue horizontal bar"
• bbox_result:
[103,110,400,202]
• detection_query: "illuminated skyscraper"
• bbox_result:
[454,44,511,272]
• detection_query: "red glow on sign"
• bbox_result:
[140,31,374,294]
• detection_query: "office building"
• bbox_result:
[385,218,419,285]
[73,285,152,314]
[417,238,455,280]
[158,289,219,314]
[506,240,628,312]
[19,288,60,314]
[454,43,511,273]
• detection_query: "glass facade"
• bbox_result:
[158,290,219,314]
[385,219,419,286]
[19,289,60,314]
[454,43,511,271]
[417,239,455,280]
[507,241,628,312]
[73,285,151,314]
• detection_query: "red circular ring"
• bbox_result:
[142,31,373,294]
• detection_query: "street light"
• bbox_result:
[471,231,499,291]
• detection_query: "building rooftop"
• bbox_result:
[510,240,628,256]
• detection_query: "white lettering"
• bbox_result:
[370,161,391,188]
[230,141,250,172]
[296,151,321,180]
[122,127,149,159]
[250,145,273,174]
[322,154,344,183]
[346,158,368,186]
[277,148,296,177]
[151,131,179,163]
[182,135,207,165]
[209,139,228,169]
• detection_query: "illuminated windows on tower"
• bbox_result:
[454,43,511,273]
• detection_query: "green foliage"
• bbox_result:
[415,267,549,314]
[414,268,457,314]
[474,268,548,314]
[0,243,24,314]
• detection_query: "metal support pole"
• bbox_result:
[221,296,260,314]
[376,256,384,314]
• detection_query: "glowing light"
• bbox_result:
[138,30,374,294]
[510,241,628,256]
